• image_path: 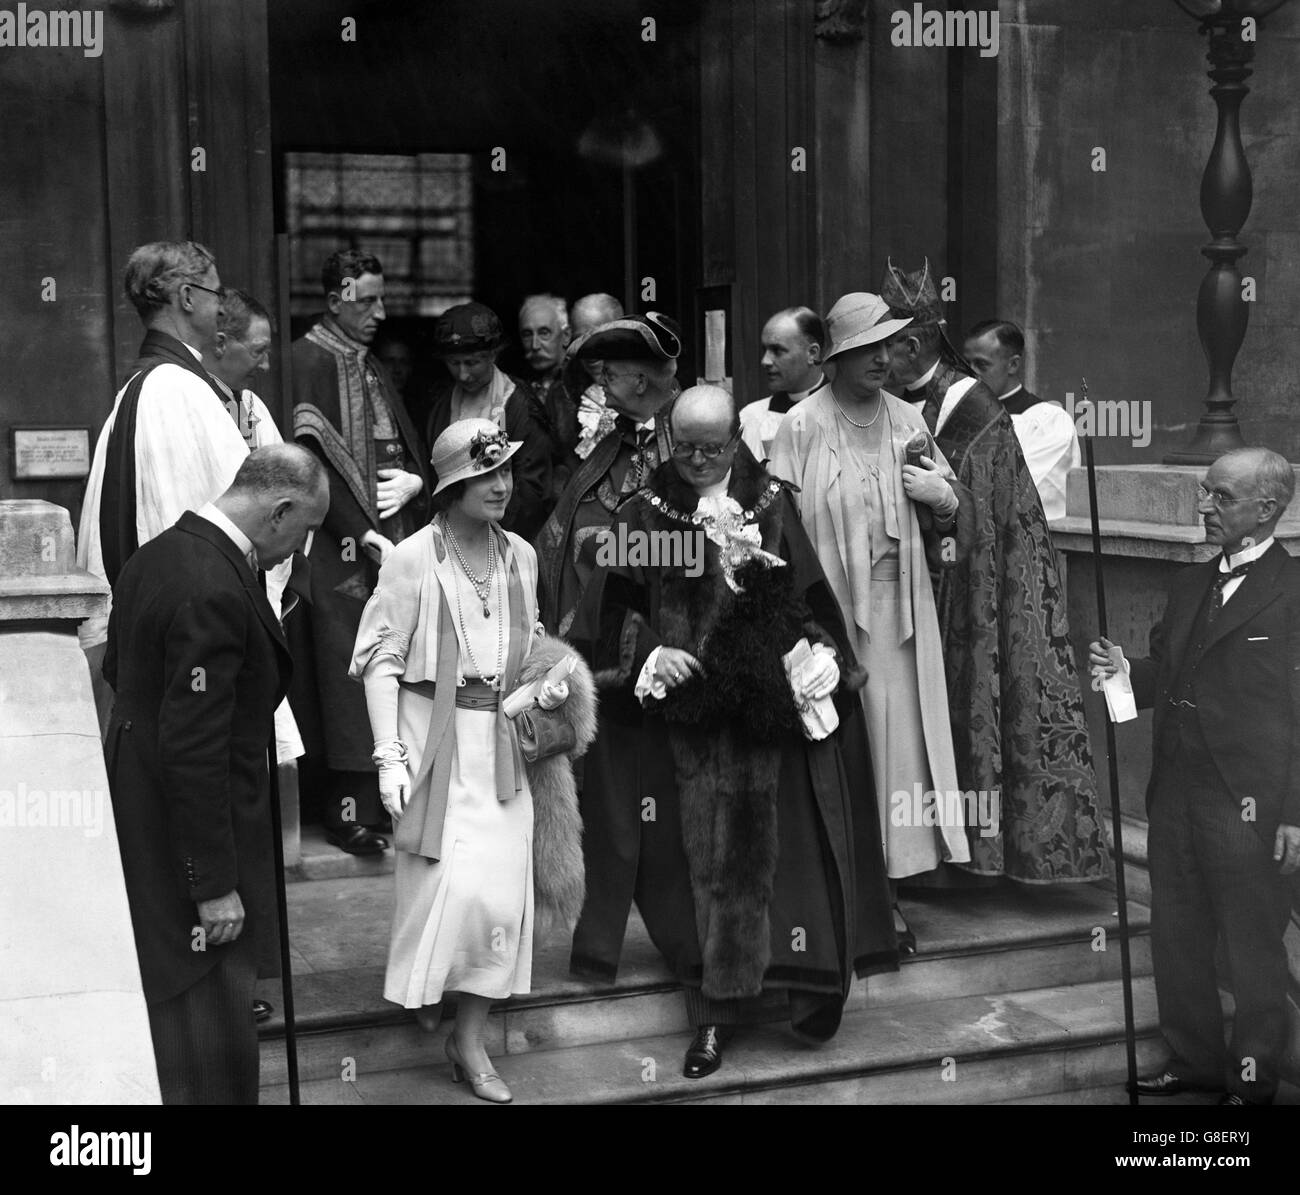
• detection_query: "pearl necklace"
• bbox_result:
[833,397,883,428]
[454,570,504,688]
[444,518,495,617]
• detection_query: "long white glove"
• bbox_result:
[373,739,411,820]
[537,678,570,709]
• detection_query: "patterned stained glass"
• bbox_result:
[285,152,474,318]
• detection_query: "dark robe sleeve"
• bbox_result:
[565,501,662,691]
[503,386,553,542]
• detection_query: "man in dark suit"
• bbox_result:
[104,444,329,1104]
[1091,447,1300,1105]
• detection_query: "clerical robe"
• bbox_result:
[933,379,1109,883]
[291,320,430,772]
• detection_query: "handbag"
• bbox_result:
[512,702,576,763]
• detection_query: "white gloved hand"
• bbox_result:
[537,678,570,709]
[377,760,412,820]
[798,646,840,702]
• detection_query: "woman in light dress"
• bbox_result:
[350,418,574,1103]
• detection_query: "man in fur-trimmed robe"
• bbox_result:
[882,260,1108,883]
[291,249,430,855]
[568,385,898,1079]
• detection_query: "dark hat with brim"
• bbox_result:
[573,312,681,363]
[433,301,504,355]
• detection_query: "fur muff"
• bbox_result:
[516,633,598,935]
[657,557,805,740]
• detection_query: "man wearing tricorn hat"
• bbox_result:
[882,260,1108,885]
[535,311,679,980]
[426,300,552,540]
[769,292,972,951]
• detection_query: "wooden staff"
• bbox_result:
[1080,378,1139,1107]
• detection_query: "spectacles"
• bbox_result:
[670,431,741,461]
[1196,485,1260,509]
[599,366,642,386]
[185,281,226,302]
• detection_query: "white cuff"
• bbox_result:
[635,646,667,704]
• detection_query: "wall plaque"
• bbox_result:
[11,427,92,480]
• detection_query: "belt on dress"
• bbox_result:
[870,556,901,582]
[399,677,500,710]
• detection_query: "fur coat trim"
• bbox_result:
[516,633,597,933]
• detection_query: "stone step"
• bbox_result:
[290,823,395,882]
[257,877,1152,1086]
[261,975,1161,1105]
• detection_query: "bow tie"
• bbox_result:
[1207,559,1252,622]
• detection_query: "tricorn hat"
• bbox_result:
[572,311,681,363]
[433,301,504,355]
[822,293,912,361]
[429,418,522,495]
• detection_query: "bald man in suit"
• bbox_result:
[1091,447,1300,1106]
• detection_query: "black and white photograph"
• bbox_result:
[1,0,1298,1156]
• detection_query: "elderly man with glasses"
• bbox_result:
[78,241,252,727]
[566,383,897,1078]
[1091,447,1300,1106]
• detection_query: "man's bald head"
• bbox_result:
[670,385,742,491]
[571,293,625,339]
[217,443,330,568]
[672,384,738,439]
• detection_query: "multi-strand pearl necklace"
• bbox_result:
[443,518,505,688]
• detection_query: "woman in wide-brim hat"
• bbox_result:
[768,293,971,952]
[349,418,593,1103]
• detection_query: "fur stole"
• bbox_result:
[517,633,598,934]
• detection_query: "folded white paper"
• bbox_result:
[1102,644,1137,723]
[783,637,839,741]
[504,655,576,719]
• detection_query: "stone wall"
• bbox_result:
[999,0,1300,464]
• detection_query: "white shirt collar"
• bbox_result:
[1000,383,1024,400]
[182,341,204,363]
[905,358,942,394]
[198,502,257,571]
[788,375,825,403]
[1223,535,1273,570]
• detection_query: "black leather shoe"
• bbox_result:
[253,999,273,1024]
[683,1025,727,1079]
[326,825,389,855]
[1132,1070,1223,1097]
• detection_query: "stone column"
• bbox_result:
[0,500,160,1102]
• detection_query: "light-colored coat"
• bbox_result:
[769,386,967,863]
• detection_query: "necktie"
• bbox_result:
[1207,560,1252,623]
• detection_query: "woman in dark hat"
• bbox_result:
[426,302,552,539]
[350,418,594,1103]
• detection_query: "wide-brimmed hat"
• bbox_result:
[433,302,504,355]
[572,311,681,363]
[430,418,522,494]
[822,293,912,361]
